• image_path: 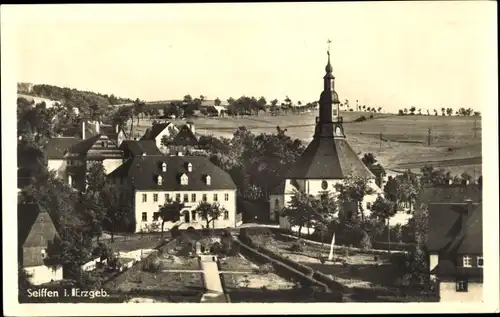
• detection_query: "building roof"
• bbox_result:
[108,155,237,191]
[140,122,174,140]
[44,137,80,160]
[100,124,127,141]
[119,140,162,156]
[427,202,482,254]
[58,122,98,140]
[18,204,60,266]
[285,137,374,179]
[68,134,103,155]
[419,184,482,205]
[171,125,199,146]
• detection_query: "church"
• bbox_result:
[269,49,383,231]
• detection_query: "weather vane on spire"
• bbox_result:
[327,39,332,55]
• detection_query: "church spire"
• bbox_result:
[315,42,343,138]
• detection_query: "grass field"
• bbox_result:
[129,111,482,176]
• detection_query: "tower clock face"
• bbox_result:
[321,180,328,190]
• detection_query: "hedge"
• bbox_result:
[372,241,415,252]
[234,238,329,292]
[256,245,314,277]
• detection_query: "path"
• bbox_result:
[199,255,229,303]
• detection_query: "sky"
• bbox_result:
[8,2,497,112]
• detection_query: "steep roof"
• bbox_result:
[141,122,174,140]
[68,134,103,155]
[285,137,374,179]
[171,125,199,146]
[108,155,236,191]
[18,204,61,266]
[44,137,79,159]
[119,140,162,156]
[419,184,482,205]
[427,202,482,254]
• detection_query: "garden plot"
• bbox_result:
[114,270,204,292]
[252,234,399,289]
[219,254,294,291]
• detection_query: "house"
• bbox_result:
[65,134,123,190]
[427,200,483,302]
[206,105,228,117]
[58,121,126,145]
[18,204,63,285]
[119,140,162,161]
[107,154,238,233]
[163,122,203,155]
[44,137,80,179]
[140,122,179,152]
[99,123,128,147]
[270,50,381,232]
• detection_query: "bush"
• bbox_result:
[254,263,274,274]
[354,116,367,122]
[210,242,222,254]
[142,259,163,273]
[289,242,304,252]
[360,232,372,250]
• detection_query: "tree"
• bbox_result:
[361,153,386,186]
[183,95,193,103]
[441,107,446,116]
[214,97,222,107]
[384,176,399,213]
[446,108,453,116]
[153,200,184,238]
[336,174,374,223]
[85,162,107,193]
[434,109,438,116]
[378,107,382,113]
[409,107,416,115]
[194,201,225,231]
[420,165,453,186]
[101,182,135,241]
[77,190,106,240]
[396,170,420,213]
[370,195,396,250]
[404,108,408,115]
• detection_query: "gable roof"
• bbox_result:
[419,184,482,205]
[44,137,79,159]
[427,202,482,254]
[171,125,199,146]
[18,204,60,249]
[68,134,103,155]
[119,140,162,156]
[285,137,374,179]
[140,122,174,140]
[100,124,127,141]
[108,155,236,191]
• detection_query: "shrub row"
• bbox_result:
[372,241,414,252]
[256,243,315,277]
[234,238,329,292]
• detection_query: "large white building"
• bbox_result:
[108,154,239,233]
[269,50,382,232]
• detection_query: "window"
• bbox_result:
[191,210,197,221]
[224,193,229,201]
[202,194,207,202]
[176,194,181,202]
[321,180,328,190]
[41,249,47,259]
[214,193,218,202]
[463,255,472,267]
[206,175,211,185]
[142,212,147,222]
[223,209,229,220]
[275,198,280,209]
[456,279,468,292]
[180,174,188,185]
[366,202,372,210]
[187,162,193,172]
[165,193,170,202]
[153,193,158,202]
[191,193,196,202]
[183,194,189,202]
[477,256,484,267]
[157,175,163,185]
[142,194,147,203]
[161,162,167,172]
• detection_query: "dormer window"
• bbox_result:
[161,162,167,172]
[206,175,211,185]
[187,162,193,172]
[180,173,188,185]
[157,175,163,185]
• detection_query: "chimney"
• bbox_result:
[463,199,473,233]
[82,121,86,140]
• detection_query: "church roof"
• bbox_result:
[285,137,374,179]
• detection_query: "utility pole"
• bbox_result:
[380,132,382,149]
[428,128,432,146]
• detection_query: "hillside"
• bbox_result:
[131,112,482,177]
